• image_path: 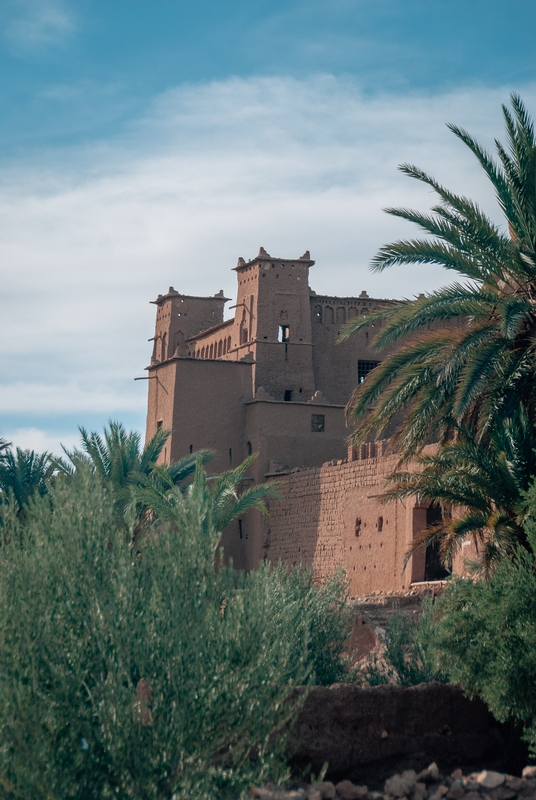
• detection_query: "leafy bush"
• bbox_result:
[246,565,353,687]
[360,598,447,686]
[430,480,536,754]
[0,466,350,799]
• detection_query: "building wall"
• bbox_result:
[265,446,478,595]
[145,248,476,588]
[146,358,254,473]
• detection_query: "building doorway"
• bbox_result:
[424,503,450,581]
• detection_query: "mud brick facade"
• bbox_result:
[145,248,474,590]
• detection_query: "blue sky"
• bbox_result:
[2,0,536,454]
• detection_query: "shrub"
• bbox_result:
[0,466,342,799]
[431,480,536,754]
[245,565,353,687]
[360,598,447,686]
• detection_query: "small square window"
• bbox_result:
[278,325,290,342]
[357,360,380,383]
[311,414,325,432]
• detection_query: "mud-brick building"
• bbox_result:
[145,248,474,594]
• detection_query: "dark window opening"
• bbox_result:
[157,420,163,429]
[355,517,362,537]
[278,325,290,343]
[311,414,325,432]
[229,448,232,465]
[189,444,193,454]
[377,516,383,532]
[238,519,243,539]
[284,390,293,401]
[247,440,252,455]
[358,359,380,383]
[424,504,450,581]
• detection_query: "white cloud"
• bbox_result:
[2,427,79,456]
[1,75,535,428]
[4,0,76,51]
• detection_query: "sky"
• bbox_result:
[2,0,536,455]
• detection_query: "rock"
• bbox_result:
[310,783,336,800]
[370,794,384,800]
[451,773,464,782]
[464,794,482,800]
[307,792,321,800]
[336,781,368,800]
[418,765,442,784]
[488,788,517,800]
[385,772,418,798]
[382,731,389,739]
[447,783,465,800]
[477,773,505,790]
[523,770,536,781]
[506,779,526,792]
[412,783,428,800]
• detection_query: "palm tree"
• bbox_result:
[341,94,536,459]
[0,447,53,518]
[383,406,535,575]
[55,420,214,536]
[132,454,281,553]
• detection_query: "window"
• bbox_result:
[358,360,380,383]
[278,325,290,342]
[355,517,362,537]
[284,390,293,401]
[189,444,193,454]
[311,414,325,432]
[157,420,163,429]
[247,440,252,455]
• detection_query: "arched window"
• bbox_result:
[218,340,223,357]
[314,305,322,322]
[223,338,227,355]
[209,343,214,359]
[324,306,334,325]
[348,307,358,319]
[227,336,232,352]
[336,307,346,324]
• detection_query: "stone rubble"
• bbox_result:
[250,763,536,800]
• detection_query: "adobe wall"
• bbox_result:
[245,399,348,479]
[266,447,478,595]
[146,358,254,472]
[310,294,395,406]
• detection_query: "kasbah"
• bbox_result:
[145,247,474,596]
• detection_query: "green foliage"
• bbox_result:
[245,566,353,687]
[0,465,351,798]
[430,480,536,754]
[383,406,535,573]
[0,446,53,517]
[133,453,282,553]
[340,94,536,460]
[360,599,447,687]
[54,420,214,537]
